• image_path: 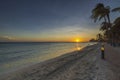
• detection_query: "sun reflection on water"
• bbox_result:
[76,42,81,51]
[77,47,81,50]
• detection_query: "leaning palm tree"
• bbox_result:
[91,3,111,23]
[91,3,112,43]
[91,3,106,22]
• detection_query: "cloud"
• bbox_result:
[0,36,15,42]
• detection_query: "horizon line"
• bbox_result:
[0,41,89,43]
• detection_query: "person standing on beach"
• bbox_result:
[101,44,105,59]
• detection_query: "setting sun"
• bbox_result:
[75,38,80,42]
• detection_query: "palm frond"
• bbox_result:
[112,7,120,12]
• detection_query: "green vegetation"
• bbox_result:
[91,3,120,47]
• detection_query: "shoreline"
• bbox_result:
[0,43,90,76]
[0,44,97,80]
[0,42,94,75]
[1,43,118,80]
[0,50,79,76]
[0,50,78,76]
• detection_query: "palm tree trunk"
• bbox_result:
[106,14,111,24]
[106,14,114,46]
[104,17,107,22]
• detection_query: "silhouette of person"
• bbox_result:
[101,44,105,59]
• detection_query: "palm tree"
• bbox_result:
[91,3,112,43]
[112,17,120,46]
[91,3,111,23]
[111,7,120,46]
[91,3,106,22]
[100,22,108,41]
[96,33,103,42]
[100,22,112,41]
[100,22,111,31]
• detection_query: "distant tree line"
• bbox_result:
[91,3,120,47]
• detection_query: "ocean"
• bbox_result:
[0,42,95,75]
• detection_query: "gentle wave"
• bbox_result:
[0,42,96,74]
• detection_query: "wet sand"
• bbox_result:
[0,44,119,80]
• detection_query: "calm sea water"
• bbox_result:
[0,42,95,74]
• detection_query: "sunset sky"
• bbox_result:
[0,0,120,42]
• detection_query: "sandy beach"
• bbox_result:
[0,44,119,80]
[0,0,120,80]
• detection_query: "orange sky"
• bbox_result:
[6,36,92,42]
[0,0,119,42]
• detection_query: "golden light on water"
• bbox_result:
[75,38,81,51]
[77,47,81,50]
